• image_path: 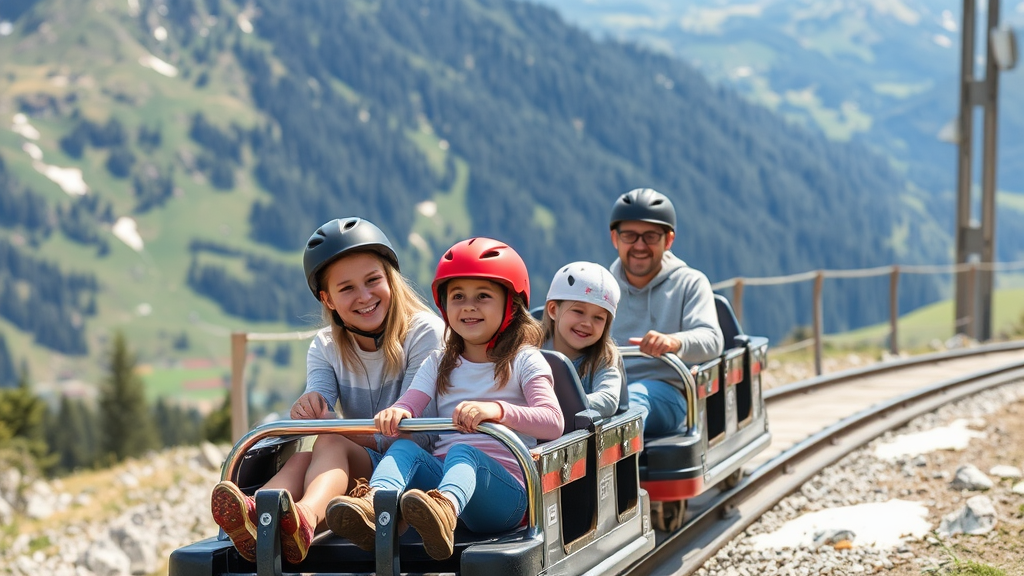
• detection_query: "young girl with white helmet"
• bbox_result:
[542,261,623,418]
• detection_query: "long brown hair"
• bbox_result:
[436,291,543,394]
[542,300,620,382]
[318,252,431,378]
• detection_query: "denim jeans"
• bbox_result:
[627,379,688,437]
[370,439,527,533]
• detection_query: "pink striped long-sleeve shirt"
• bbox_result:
[392,347,563,485]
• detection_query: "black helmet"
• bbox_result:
[609,188,676,232]
[303,218,399,297]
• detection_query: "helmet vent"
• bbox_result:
[307,237,324,248]
[343,219,358,230]
[480,250,501,259]
[651,199,663,206]
[444,250,454,261]
[567,275,575,286]
[623,197,633,204]
[560,266,569,273]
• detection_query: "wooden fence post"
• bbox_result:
[733,279,745,326]
[813,271,824,376]
[889,266,900,356]
[230,332,249,443]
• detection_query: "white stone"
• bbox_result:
[1012,482,1024,495]
[110,525,158,575]
[117,473,139,489]
[80,538,132,576]
[937,495,997,537]
[199,442,223,470]
[988,465,1022,479]
[950,464,993,491]
[0,495,14,525]
[25,492,56,519]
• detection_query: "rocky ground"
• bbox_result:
[698,382,1024,576]
[2,347,1022,575]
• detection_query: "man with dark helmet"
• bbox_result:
[609,188,723,437]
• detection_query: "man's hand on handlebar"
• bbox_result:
[628,330,681,357]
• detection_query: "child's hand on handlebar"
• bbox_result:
[290,392,330,419]
[375,407,412,437]
[452,401,503,433]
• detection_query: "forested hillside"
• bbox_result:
[0,0,949,391]
[226,0,948,336]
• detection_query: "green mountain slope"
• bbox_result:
[0,0,950,415]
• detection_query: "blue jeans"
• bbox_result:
[628,379,688,437]
[370,439,527,533]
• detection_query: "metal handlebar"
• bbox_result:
[617,345,698,431]
[219,418,543,538]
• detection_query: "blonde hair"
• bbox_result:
[318,252,431,378]
[436,291,543,394]
[542,300,620,383]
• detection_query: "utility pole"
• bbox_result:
[954,0,1016,341]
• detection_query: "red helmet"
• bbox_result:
[432,238,530,342]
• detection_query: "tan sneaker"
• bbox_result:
[325,479,377,551]
[210,481,257,562]
[279,491,314,564]
[400,489,457,560]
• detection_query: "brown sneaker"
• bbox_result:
[400,489,457,560]
[279,491,315,564]
[325,478,376,551]
[210,481,257,562]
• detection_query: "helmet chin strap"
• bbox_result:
[485,291,516,351]
[332,310,386,350]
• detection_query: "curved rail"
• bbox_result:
[624,343,1024,576]
[618,345,698,430]
[220,418,544,538]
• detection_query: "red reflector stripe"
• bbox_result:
[541,458,587,493]
[598,435,642,467]
[727,368,743,386]
[642,477,703,500]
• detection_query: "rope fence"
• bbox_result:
[227,259,1024,440]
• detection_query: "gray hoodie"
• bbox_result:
[610,251,723,383]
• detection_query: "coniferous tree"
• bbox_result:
[0,365,52,471]
[0,333,16,387]
[203,393,232,444]
[48,396,97,474]
[98,332,157,463]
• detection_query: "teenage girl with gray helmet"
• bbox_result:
[541,262,624,418]
[609,188,723,437]
[210,218,444,565]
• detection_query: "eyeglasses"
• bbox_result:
[616,230,666,245]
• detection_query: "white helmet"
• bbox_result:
[545,262,620,318]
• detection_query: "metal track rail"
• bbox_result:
[623,342,1024,576]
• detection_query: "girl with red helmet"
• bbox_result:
[210,218,444,565]
[325,238,564,560]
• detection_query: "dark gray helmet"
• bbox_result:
[303,218,399,297]
[609,188,676,231]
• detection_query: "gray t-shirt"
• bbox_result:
[303,311,444,450]
[610,252,723,384]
